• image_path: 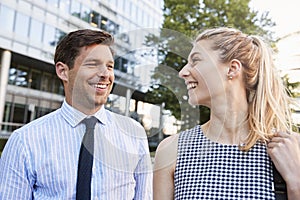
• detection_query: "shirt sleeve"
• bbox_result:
[133,136,153,200]
[0,131,33,199]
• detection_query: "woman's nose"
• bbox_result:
[179,64,190,78]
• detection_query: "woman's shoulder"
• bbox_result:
[154,134,179,171]
[178,125,202,140]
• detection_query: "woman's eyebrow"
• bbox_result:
[189,52,201,59]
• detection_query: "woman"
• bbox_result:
[153,27,300,199]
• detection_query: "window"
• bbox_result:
[2,103,11,132]
[35,106,54,118]
[41,72,51,92]
[8,66,29,88]
[14,12,30,38]
[55,29,66,45]
[59,0,71,13]
[90,11,100,27]
[130,3,135,18]
[30,69,41,90]
[81,4,91,22]
[43,24,56,46]
[115,57,128,73]
[12,104,27,124]
[53,77,64,95]
[1,102,31,132]
[29,18,43,42]
[47,0,59,7]
[106,20,119,35]
[100,17,119,35]
[0,5,15,32]
[71,0,80,18]
[100,16,108,31]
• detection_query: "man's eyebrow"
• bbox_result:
[83,58,99,63]
[83,58,114,65]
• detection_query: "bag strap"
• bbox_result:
[273,162,287,199]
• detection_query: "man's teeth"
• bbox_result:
[95,84,107,89]
[187,83,197,90]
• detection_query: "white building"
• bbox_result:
[0,0,163,143]
[275,30,300,127]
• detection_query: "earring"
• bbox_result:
[228,75,233,80]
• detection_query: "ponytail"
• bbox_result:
[245,36,293,150]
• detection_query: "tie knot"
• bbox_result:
[82,116,98,129]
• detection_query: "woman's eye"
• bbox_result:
[191,58,201,65]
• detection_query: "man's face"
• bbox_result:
[66,44,114,114]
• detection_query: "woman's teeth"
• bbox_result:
[187,83,197,90]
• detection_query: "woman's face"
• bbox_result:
[179,39,227,107]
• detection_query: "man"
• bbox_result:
[0,29,152,199]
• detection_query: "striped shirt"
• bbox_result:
[0,100,152,199]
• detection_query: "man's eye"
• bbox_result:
[107,65,114,69]
[85,63,97,67]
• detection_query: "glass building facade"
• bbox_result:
[0,0,163,147]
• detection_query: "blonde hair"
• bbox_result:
[196,27,293,150]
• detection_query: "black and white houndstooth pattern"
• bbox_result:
[174,125,275,199]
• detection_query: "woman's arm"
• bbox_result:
[267,131,300,199]
[153,134,179,200]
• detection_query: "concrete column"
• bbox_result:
[0,50,12,128]
[125,88,132,117]
[158,102,165,142]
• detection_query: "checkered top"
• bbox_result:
[174,125,275,199]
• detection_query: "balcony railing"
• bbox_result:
[0,122,24,139]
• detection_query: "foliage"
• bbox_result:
[144,0,275,132]
[282,74,300,98]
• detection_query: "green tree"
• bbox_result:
[282,74,300,98]
[145,0,275,133]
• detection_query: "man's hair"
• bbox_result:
[54,29,114,69]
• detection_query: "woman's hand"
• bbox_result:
[267,131,300,198]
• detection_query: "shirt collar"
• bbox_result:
[60,99,108,127]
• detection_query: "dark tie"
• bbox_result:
[76,117,98,200]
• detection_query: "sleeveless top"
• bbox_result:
[174,125,275,199]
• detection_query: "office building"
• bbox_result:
[0,0,163,146]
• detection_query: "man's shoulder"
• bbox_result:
[106,110,146,136]
[107,110,141,126]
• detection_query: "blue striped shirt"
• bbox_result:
[0,100,153,199]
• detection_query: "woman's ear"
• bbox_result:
[56,62,69,82]
[227,59,242,79]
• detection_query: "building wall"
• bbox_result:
[0,0,163,139]
[275,31,300,127]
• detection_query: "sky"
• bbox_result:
[250,0,300,38]
[250,0,300,84]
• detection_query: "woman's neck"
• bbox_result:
[202,106,249,145]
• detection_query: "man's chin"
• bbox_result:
[94,97,108,107]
